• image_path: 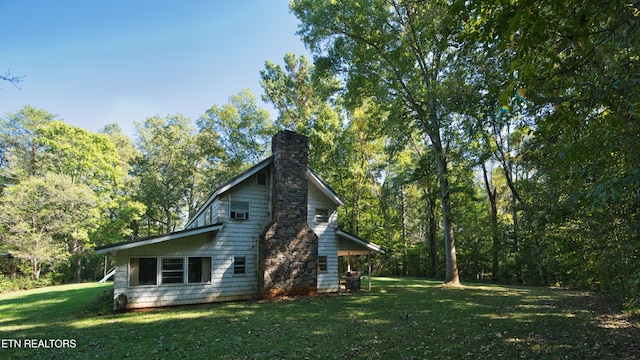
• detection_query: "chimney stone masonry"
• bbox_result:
[258,130,318,298]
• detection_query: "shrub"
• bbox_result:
[0,274,53,293]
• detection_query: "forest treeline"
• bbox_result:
[1,0,638,307]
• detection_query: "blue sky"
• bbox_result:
[0,1,310,137]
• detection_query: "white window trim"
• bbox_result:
[187,256,212,285]
[318,255,328,272]
[160,257,185,285]
[128,256,217,287]
[315,208,330,224]
[128,257,160,288]
[233,256,247,275]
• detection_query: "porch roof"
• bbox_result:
[336,229,385,256]
[95,223,223,254]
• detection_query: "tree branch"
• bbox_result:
[1,70,24,89]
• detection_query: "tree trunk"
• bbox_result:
[401,187,408,275]
[482,162,500,281]
[31,257,40,281]
[72,238,82,282]
[165,206,172,234]
[428,195,438,278]
[433,136,460,285]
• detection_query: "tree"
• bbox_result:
[0,174,97,280]
[198,89,275,172]
[0,106,56,186]
[35,120,137,280]
[97,124,146,243]
[261,53,318,133]
[260,53,344,172]
[135,114,202,234]
[291,0,468,284]
[468,0,639,303]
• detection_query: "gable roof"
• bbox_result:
[183,157,344,229]
[184,156,274,229]
[95,223,223,254]
[307,167,344,207]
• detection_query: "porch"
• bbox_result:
[336,229,385,291]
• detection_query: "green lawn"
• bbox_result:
[0,278,638,359]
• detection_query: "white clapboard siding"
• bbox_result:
[113,172,271,309]
[112,165,348,308]
[308,183,340,293]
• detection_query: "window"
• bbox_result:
[188,257,211,283]
[204,207,212,225]
[257,172,267,185]
[129,257,157,286]
[230,201,249,220]
[318,256,328,272]
[315,209,330,224]
[233,256,246,275]
[161,258,184,284]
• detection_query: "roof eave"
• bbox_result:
[307,168,344,206]
[95,223,224,254]
[336,229,385,255]
[184,156,274,228]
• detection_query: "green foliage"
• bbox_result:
[483,0,640,306]
[0,274,53,293]
[83,288,115,316]
[37,120,123,192]
[198,89,275,169]
[1,0,637,306]
[292,0,476,284]
[134,114,203,234]
[260,52,344,171]
[0,174,98,280]
[0,107,144,282]
[0,105,56,183]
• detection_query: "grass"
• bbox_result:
[0,278,638,359]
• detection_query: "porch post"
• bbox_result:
[368,251,372,291]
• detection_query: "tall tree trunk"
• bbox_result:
[432,135,459,285]
[401,187,408,275]
[535,239,546,285]
[165,206,172,234]
[427,193,438,277]
[482,162,500,281]
[72,237,82,282]
[31,256,40,281]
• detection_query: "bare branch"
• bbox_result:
[1,70,25,90]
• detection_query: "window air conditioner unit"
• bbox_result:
[233,212,247,220]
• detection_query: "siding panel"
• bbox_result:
[308,184,340,293]
[112,172,271,309]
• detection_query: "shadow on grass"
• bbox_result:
[1,278,638,359]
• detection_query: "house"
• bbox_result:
[95,130,384,309]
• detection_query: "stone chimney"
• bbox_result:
[258,130,318,298]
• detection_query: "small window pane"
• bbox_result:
[162,258,184,284]
[188,257,211,283]
[234,256,246,275]
[204,207,212,225]
[318,256,328,272]
[257,173,267,185]
[315,209,329,223]
[130,257,157,286]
